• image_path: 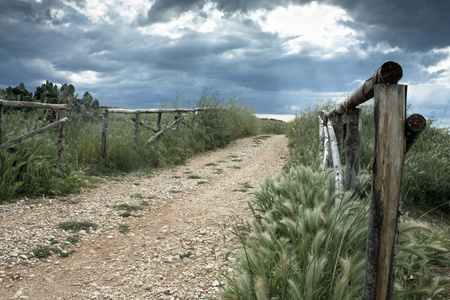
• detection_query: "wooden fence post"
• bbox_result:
[157,112,162,131]
[176,111,182,130]
[101,110,109,166]
[362,84,407,300]
[332,114,344,159]
[345,108,361,190]
[58,109,66,161]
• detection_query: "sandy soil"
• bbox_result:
[0,134,288,299]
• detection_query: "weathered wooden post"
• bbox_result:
[345,108,361,190]
[362,84,407,300]
[332,114,344,158]
[157,112,162,131]
[58,108,67,161]
[176,111,182,130]
[101,109,109,166]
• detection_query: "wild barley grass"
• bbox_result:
[221,166,448,299]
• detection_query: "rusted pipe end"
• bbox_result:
[379,61,403,84]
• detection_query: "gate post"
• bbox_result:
[58,108,67,161]
[362,84,407,300]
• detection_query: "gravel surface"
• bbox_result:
[0,135,288,299]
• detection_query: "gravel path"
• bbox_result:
[0,135,288,299]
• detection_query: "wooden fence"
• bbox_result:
[100,107,208,165]
[318,61,426,300]
[0,100,68,160]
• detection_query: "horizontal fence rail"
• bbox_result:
[326,61,403,117]
[0,100,67,160]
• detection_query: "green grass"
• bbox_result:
[169,189,182,194]
[118,224,130,234]
[214,168,224,174]
[119,212,133,218]
[179,251,193,259]
[115,203,143,218]
[221,166,449,299]
[58,221,98,232]
[66,235,80,245]
[31,245,53,259]
[115,203,143,212]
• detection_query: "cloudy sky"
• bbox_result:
[1,0,449,126]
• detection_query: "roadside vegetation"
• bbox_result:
[0,83,286,202]
[221,100,449,299]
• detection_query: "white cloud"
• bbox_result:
[49,8,65,20]
[138,3,224,38]
[67,70,102,86]
[426,47,450,83]
[251,2,359,58]
[63,0,152,24]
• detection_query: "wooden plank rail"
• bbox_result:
[316,61,427,300]
[0,100,67,160]
[100,107,209,165]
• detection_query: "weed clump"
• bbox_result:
[58,221,98,232]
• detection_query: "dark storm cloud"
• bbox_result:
[331,0,450,51]
[138,0,300,25]
[138,0,450,52]
[1,0,449,126]
[138,0,207,25]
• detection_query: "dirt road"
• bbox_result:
[0,135,288,299]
